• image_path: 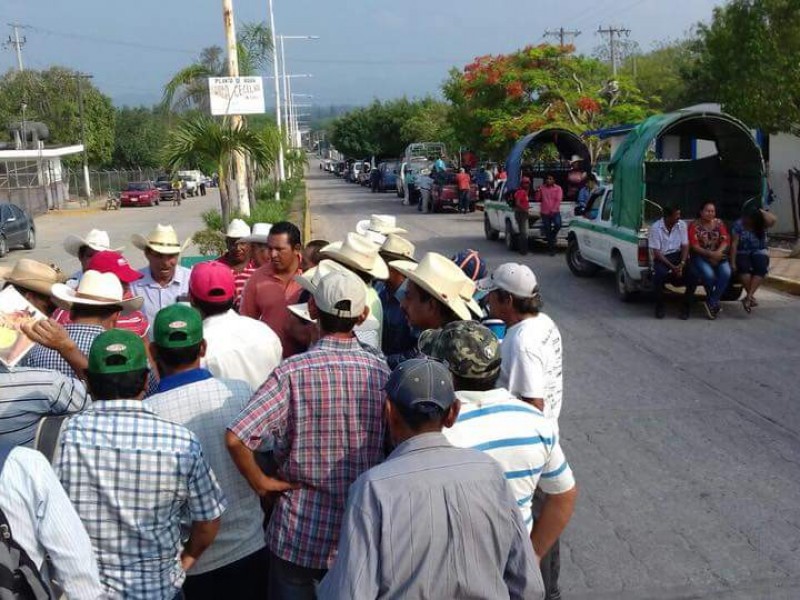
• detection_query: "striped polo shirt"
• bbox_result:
[443,388,575,531]
[214,257,256,309]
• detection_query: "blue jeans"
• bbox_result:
[458,189,470,212]
[541,213,562,252]
[268,553,326,600]
[690,256,731,307]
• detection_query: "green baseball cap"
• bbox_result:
[418,320,501,380]
[88,329,149,375]
[153,304,203,349]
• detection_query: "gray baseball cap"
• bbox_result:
[384,358,456,413]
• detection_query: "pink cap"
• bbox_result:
[87,251,143,284]
[189,261,235,303]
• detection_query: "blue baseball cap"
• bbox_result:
[384,358,456,413]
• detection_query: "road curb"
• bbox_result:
[303,178,312,243]
[764,274,800,296]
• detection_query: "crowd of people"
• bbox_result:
[0,214,578,600]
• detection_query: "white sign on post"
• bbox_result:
[208,76,266,116]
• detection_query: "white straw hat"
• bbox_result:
[226,219,251,239]
[320,233,389,280]
[380,234,416,262]
[389,252,472,321]
[240,222,273,244]
[356,214,407,236]
[131,224,190,255]
[51,270,143,312]
[63,229,123,257]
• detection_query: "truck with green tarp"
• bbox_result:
[566,109,767,300]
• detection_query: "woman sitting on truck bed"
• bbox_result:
[731,208,777,313]
[688,202,732,320]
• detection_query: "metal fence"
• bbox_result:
[65,167,162,198]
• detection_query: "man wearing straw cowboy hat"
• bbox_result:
[239,222,273,269]
[130,224,191,325]
[354,214,407,246]
[214,219,256,310]
[63,228,124,288]
[320,232,389,345]
[391,252,473,332]
[24,270,144,379]
[377,234,417,365]
[0,258,64,316]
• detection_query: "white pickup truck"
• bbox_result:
[564,109,768,303]
[483,179,577,250]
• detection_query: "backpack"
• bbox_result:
[0,445,55,600]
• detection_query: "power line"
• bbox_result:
[543,27,581,48]
[4,23,28,71]
[597,25,631,76]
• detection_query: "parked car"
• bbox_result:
[155,176,181,201]
[178,170,204,197]
[120,181,160,207]
[357,161,373,186]
[378,161,399,192]
[565,110,763,302]
[348,161,365,183]
[0,202,35,257]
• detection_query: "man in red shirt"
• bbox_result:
[455,168,472,214]
[240,221,304,358]
[535,174,564,256]
[214,219,256,311]
[513,177,531,256]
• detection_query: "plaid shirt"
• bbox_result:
[56,399,226,599]
[229,336,390,569]
[23,323,104,378]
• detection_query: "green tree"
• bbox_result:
[112,106,166,168]
[624,39,696,112]
[682,0,800,133]
[0,67,115,165]
[162,115,280,226]
[443,44,650,160]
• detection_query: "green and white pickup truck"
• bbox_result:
[482,129,591,251]
[565,109,767,301]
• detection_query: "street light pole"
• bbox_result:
[267,0,285,197]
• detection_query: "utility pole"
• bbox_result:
[597,25,631,77]
[72,73,93,200]
[221,0,251,216]
[5,23,27,71]
[268,0,285,198]
[543,27,581,49]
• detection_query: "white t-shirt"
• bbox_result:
[498,313,563,429]
[201,310,283,390]
[443,388,575,532]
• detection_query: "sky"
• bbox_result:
[3,0,725,108]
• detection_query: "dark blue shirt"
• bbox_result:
[376,282,416,363]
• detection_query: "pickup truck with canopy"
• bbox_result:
[565,109,767,301]
[483,128,589,250]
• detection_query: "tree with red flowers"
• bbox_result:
[443,44,650,160]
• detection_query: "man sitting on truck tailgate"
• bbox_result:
[535,174,563,256]
[649,206,695,320]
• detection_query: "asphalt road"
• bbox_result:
[308,166,800,599]
[0,191,219,274]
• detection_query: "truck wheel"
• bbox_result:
[615,258,634,302]
[505,220,516,251]
[566,237,598,277]
[484,214,499,241]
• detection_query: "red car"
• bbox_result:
[430,182,479,213]
[120,181,160,207]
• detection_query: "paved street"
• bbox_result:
[308,167,800,599]
[0,192,219,274]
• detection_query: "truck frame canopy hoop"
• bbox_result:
[505,129,592,193]
[608,110,766,229]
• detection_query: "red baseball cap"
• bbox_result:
[189,261,235,303]
[87,251,143,283]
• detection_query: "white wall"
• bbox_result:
[767,132,800,236]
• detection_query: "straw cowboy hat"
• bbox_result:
[63,229,123,257]
[379,234,416,264]
[458,277,485,319]
[356,215,407,245]
[0,259,65,296]
[240,222,272,244]
[225,219,251,239]
[51,270,144,312]
[320,232,389,280]
[131,224,190,255]
[389,252,472,321]
[569,154,584,163]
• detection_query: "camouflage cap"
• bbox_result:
[418,320,501,380]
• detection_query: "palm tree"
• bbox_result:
[162,115,280,227]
